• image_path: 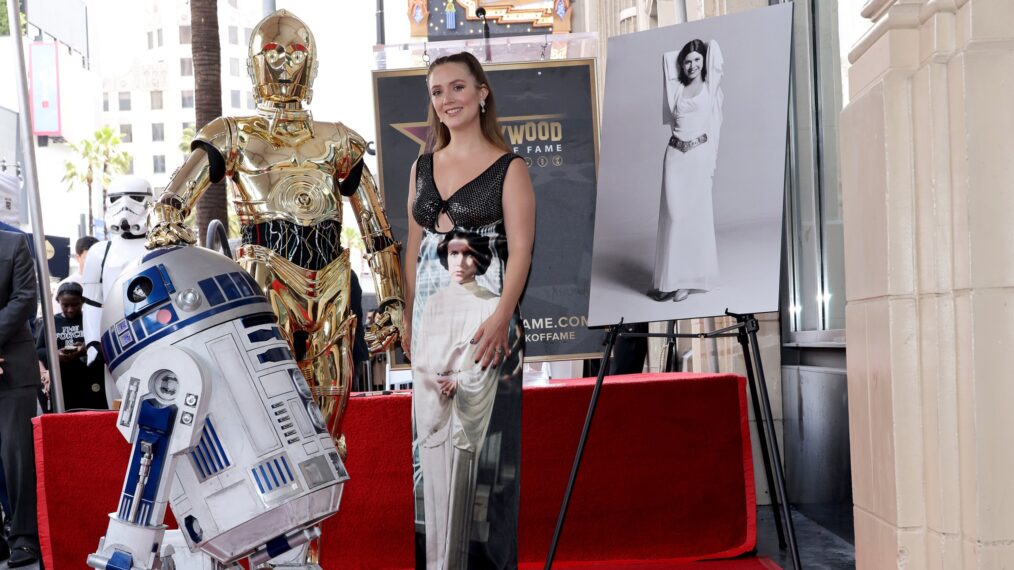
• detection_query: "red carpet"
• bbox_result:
[35,373,759,568]
[519,559,780,569]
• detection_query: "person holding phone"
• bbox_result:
[37,282,106,410]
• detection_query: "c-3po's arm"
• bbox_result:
[146,118,233,249]
[336,127,405,353]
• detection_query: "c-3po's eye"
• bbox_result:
[262,42,279,52]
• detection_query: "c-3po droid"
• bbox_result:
[87,245,347,570]
[146,8,404,460]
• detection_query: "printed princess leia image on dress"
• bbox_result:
[649,39,724,304]
[411,225,523,569]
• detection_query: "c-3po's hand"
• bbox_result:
[365,299,404,354]
[145,202,197,250]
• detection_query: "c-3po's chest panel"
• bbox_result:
[231,124,348,227]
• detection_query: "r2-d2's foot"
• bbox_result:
[260,542,321,570]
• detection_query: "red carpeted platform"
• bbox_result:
[35,373,764,569]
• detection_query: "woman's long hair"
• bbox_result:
[676,39,708,86]
[426,52,510,153]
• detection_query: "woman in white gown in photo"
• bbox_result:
[650,38,724,302]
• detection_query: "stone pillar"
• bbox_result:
[841,0,1014,567]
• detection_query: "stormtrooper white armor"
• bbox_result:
[87,245,347,570]
[83,175,154,405]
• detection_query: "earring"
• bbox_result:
[480,100,486,114]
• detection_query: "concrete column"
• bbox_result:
[841,0,1014,567]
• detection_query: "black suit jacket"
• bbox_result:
[0,230,41,390]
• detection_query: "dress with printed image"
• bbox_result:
[411,152,524,569]
[652,39,724,301]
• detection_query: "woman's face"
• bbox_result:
[682,51,704,82]
[428,62,488,130]
[446,238,478,284]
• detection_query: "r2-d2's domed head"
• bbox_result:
[105,175,154,238]
[99,245,274,377]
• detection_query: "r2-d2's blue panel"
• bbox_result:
[91,245,347,568]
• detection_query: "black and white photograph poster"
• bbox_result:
[587,4,793,326]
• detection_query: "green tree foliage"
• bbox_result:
[62,126,132,234]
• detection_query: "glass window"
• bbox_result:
[180,58,193,76]
[182,121,195,131]
[179,25,191,44]
[244,28,252,46]
[118,91,131,111]
[229,57,240,76]
[119,124,132,143]
[150,90,163,110]
[228,0,238,7]
[181,90,194,108]
[153,155,166,174]
[157,28,163,47]
[125,158,134,175]
[229,26,239,45]
[102,93,109,112]
[783,0,846,333]
[230,90,241,108]
[247,92,256,110]
[147,31,154,50]
[152,123,164,142]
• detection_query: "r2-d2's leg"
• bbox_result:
[88,347,209,570]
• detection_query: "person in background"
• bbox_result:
[38,281,106,410]
[52,235,98,315]
[0,230,42,567]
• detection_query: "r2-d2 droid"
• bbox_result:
[87,245,348,569]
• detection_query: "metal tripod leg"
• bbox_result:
[735,314,801,570]
[545,323,622,569]
[734,323,786,549]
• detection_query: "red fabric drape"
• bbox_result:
[35,373,759,569]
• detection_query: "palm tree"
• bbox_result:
[179,126,196,156]
[62,126,131,234]
[191,0,227,245]
[0,1,26,37]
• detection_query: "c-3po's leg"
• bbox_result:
[305,312,356,458]
[240,249,356,455]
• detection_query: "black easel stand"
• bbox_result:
[545,311,801,570]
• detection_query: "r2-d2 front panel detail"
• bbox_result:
[90,246,347,569]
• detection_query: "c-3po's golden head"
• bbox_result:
[247,9,318,106]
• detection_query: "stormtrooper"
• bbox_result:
[83,175,155,406]
[87,245,347,570]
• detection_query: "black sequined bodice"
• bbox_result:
[412,152,520,231]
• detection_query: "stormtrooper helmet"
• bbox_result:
[106,176,154,237]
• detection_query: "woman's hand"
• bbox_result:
[471,310,511,370]
[437,379,457,398]
[401,319,413,361]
